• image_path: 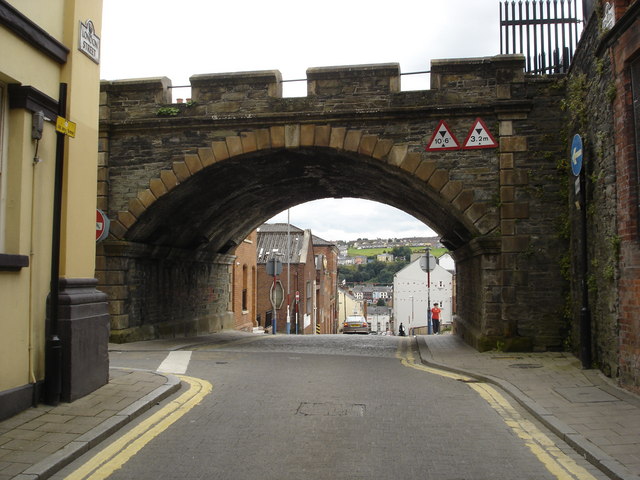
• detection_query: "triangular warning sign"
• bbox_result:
[425,120,460,151]
[463,118,498,149]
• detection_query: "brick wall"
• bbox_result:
[230,230,257,332]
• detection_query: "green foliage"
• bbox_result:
[609,235,621,258]
[606,82,617,103]
[390,246,413,261]
[339,260,408,284]
[348,246,448,258]
[560,73,589,130]
[156,107,180,116]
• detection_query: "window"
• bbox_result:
[242,265,248,311]
[306,280,312,314]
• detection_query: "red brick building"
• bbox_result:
[256,224,338,334]
[607,0,640,392]
[313,235,340,334]
[229,230,257,332]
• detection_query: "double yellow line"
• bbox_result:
[65,376,212,480]
[396,339,598,480]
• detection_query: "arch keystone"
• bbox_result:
[117,211,136,229]
[240,131,257,153]
[441,180,463,202]
[285,124,301,148]
[387,144,408,167]
[109,219,127,239]
[453,189,474,212]
[300,124,315,146]
[358,135,377,156]
[149,178,168,198]
[160,170,179,191]
[344,130,363,152]
[137,189,157,208]
[372,139,393,159]
[128,197,146,218]
[314,125,331,146]
[399,152,421,174]
[415,160,436,181]
[198,147,216,167]
[329,127,346,149]
[225,135,243,157]
[270,126,285,148]
[255,129,271,150]
[172,161,191,182]
[184,154,203,174]
[211,141,230,161]
[428,169,450,192]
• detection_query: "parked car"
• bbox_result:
[342,315,370,334]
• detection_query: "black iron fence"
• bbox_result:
[500,0,583,75]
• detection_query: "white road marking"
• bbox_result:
[157,351,192,374]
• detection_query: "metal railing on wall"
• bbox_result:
[500,0,583,75]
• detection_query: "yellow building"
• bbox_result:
[0,0,107,420]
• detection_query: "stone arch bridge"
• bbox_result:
[98,55,567,351]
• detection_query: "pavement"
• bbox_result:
[0,331,638,480]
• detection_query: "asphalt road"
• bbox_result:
[53,334,608,480]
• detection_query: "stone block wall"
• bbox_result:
[97,241,234,342]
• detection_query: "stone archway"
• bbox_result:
[98,56,569,350]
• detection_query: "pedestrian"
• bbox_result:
[398,323,405,336]
[431,303,442,334]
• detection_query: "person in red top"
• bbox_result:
[431,303,442,334]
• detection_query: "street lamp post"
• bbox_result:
[419,247,436,335]
[426,246,432,335]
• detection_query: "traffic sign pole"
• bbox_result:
[571,134,591,369]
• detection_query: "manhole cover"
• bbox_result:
[554,386,618,403]
[509,363,543,369]
[296,402,365,417]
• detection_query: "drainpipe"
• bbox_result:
[44,83,67,405]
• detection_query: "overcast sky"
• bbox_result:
[100,0,502,241]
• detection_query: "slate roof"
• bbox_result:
[257,223,335,263]
[256,223,307,264]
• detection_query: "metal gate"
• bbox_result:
[500,0,583,74]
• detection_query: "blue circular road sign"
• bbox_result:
[571,134,583,176]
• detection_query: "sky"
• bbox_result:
[100,0,502,241]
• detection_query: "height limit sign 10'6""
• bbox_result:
[425,120,460,151]
[425,118,498,151]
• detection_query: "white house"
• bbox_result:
[337,287,363,331]
[393,258,453,335]
[366,305,391,334]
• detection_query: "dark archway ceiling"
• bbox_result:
[125,148,476,253]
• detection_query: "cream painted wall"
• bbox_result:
[0,0,103,393]
[59,0,102,278]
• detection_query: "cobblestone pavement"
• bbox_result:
[417,334,640,480]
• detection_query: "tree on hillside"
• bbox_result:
[391,246,413,262]
[338,259,408,284]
